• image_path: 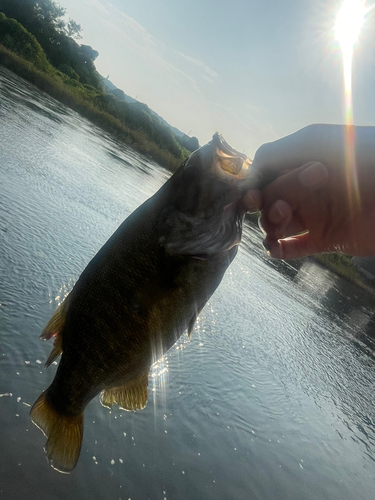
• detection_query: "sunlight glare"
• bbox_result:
[334,0,370,212]
[335,0,367,52]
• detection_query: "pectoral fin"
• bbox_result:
[100,371,149,411]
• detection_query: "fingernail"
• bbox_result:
[268,201,287,224]
[262,241,271,254]
[244,192,255,210]
[243,191,257,211]
[298,162,328,188]
[263,240,284,259]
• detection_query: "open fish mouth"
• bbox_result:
[208,133,256,208]
[211,132,252,178]
[208,133,256,251]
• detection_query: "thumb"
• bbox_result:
[263,232,325,260]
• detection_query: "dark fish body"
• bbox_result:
[30,133,255,473]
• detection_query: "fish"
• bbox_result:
[30,132,256,473]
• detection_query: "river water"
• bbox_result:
[0,66,374,500]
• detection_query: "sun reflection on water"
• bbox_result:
[48,278,75,307]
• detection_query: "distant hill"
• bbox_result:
[101,76,198,147]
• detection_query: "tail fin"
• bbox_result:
[30,391,84,474]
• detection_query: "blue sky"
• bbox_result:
[61,0,375,157]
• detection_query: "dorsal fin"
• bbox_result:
[100,371,149,411]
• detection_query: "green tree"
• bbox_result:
[0,13,49,70]
[0,0,102,88]
[65,18,82,40]
[176,135,199,152]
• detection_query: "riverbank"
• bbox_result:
[0,45,184,172]
[3,45,372,295]
[313,253,374,293]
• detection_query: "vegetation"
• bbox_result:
[0,45,184,170]
[245,214,373,292]
[0,0,101,87]
[0,12,49,70]
[313,253,374,292]
[0,1,199,171]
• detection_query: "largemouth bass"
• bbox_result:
[30,133,256,473]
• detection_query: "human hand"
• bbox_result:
[244,124,375,259]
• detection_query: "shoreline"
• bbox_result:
[3,45,373,294]
[0,45,184,172]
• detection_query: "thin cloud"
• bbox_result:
[83,0,109,16]
[97,5,203,95]
[202,75,214,84]
[119,11,156,49]
[177,52,219,79]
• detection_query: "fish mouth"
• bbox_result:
[209,134,256,250]
[158,133,256,256]
[209,133,257,208]
[211,133,252,179]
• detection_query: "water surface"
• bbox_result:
[1,67,374,500]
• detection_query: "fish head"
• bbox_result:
[159,133,258,256]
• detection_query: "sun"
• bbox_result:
[335,0,367,52]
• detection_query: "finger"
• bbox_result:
[259,214,306,241]
[262,161,329,210]
[298,161,329,189]
[258,200,292,240]
[241,189,262,213]
[263,232,321,260]
[267,200,291,225]
[252,124,344,175]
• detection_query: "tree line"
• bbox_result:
[0,0,199,161]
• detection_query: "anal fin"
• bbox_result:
[187,315,196,339]
[100,371,149,411]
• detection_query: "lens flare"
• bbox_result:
[335,0,367,51]
[334,1,372,211]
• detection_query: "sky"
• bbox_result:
[60,0,375,158]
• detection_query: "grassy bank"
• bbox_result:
[313,253,374,292]
[0,45,184,172]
